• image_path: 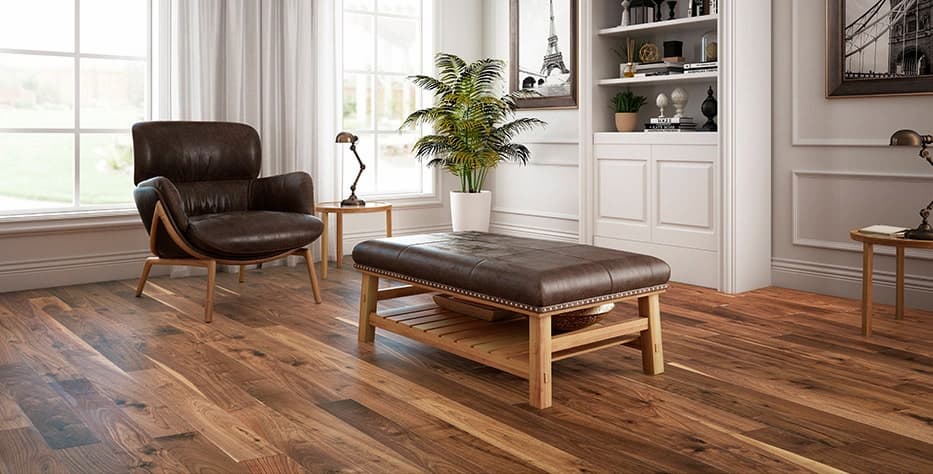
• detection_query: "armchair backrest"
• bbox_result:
[132,121,262,185]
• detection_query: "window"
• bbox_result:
[0,0,150,215]
[340,0,435,198]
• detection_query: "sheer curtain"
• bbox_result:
[170,0,315,177]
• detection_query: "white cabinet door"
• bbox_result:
[652,145,719,251]
[595,144,651,242]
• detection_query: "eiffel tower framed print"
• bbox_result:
[510,0,578,109]
[828,0,933,97]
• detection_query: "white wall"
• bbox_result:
[771,0,933,310]
[482,0,581,243]
[0,1,485,293]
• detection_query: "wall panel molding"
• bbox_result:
[790,0,888,147]
[0,249,157,293]
[791,170,933,260]
[492,207,579,222]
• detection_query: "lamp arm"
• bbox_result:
[348,144,366,192]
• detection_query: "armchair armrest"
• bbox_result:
[133,176,190,234]
[249,171,315,214]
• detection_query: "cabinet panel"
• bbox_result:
[652,145,719,251]
[594,145,652,242]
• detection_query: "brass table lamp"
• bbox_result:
[889,129,933,240]
[336,132,366,207]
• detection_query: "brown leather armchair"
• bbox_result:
[132,121,323,322]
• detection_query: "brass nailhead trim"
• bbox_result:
[353,264,669,313]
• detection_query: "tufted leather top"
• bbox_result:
[352,232,671,312]
[131,121,322,261]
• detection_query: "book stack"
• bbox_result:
[635,61,684,77]
[644,117,697,133]
[684,61,718,74]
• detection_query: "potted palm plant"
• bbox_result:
[611,89,648,133]
[401,53,546,232]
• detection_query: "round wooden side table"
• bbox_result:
[315,201,392,279]
[849,229,933,336]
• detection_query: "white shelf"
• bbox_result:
[594,131,718,146]
[597,71,718,87]
[598,14,718,37]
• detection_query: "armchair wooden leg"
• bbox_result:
[205,260,217,323]
[238,265,246,283]
[135,257,156,297]
[300,248,323,304]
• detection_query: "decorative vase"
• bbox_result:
[450,190,492,232]
[671,87,688,118]
[620,0,631,26]
[667,1,677,20]
[656,93,670,118]
[615,112,639,132]
[653,0,664,21]
[700,86,718,131]
[621,62,635,78]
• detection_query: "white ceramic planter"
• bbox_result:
[450,190,492,232]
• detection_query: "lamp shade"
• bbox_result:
[889,129,924,147]
[335,132,358,144]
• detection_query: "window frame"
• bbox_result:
[336,0,440,205]
[0,0,155,219]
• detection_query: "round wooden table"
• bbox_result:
[315,201,392,279]
[849,229,933,336]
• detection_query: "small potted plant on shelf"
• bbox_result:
[402,53,546,232]
[611,89,647,133]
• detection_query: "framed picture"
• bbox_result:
[510,0,578,109]
[827,0,933,98]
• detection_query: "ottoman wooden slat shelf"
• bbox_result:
[353,232,671,409]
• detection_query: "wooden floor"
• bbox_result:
[0,261,931,473]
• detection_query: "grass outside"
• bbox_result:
[0,131,135,208]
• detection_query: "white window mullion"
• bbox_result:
[73,0,81,209]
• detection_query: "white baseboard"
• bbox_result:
[489,222,579,242]
[771,257,933,311]
[0,249,162,293]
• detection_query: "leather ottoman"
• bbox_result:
[352,232,671,409]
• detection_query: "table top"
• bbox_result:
[315,201,392,213]
[850,229,933,249]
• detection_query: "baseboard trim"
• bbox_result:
[771,257,933,310]
[489,222,580,242]
[0,249,161,293]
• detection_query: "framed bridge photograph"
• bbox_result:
[828,0,933,97]
[510,0,578,109]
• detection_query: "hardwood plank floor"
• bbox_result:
[0,260,931,473]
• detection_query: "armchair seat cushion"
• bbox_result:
[185,211,323,259]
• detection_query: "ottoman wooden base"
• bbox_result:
[357,271,664,409]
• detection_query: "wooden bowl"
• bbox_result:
[552,303,615,332]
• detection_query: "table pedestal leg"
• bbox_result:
[386,209,393,237]
[861,242,873,336]
[336,213,344,268]
[320,212,329,279]
[896,246,905,320]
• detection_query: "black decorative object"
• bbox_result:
[653,0,664,21]
[889,129,933,240]
[335,132,366,207]
[663,40,683,58]
[667,1,677,20]
[700,86,717,132]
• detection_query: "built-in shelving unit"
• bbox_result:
[597,71,719,87]
[581,0,773,294]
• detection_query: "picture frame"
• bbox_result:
[827,0,933,98]
[509,0,578,109]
